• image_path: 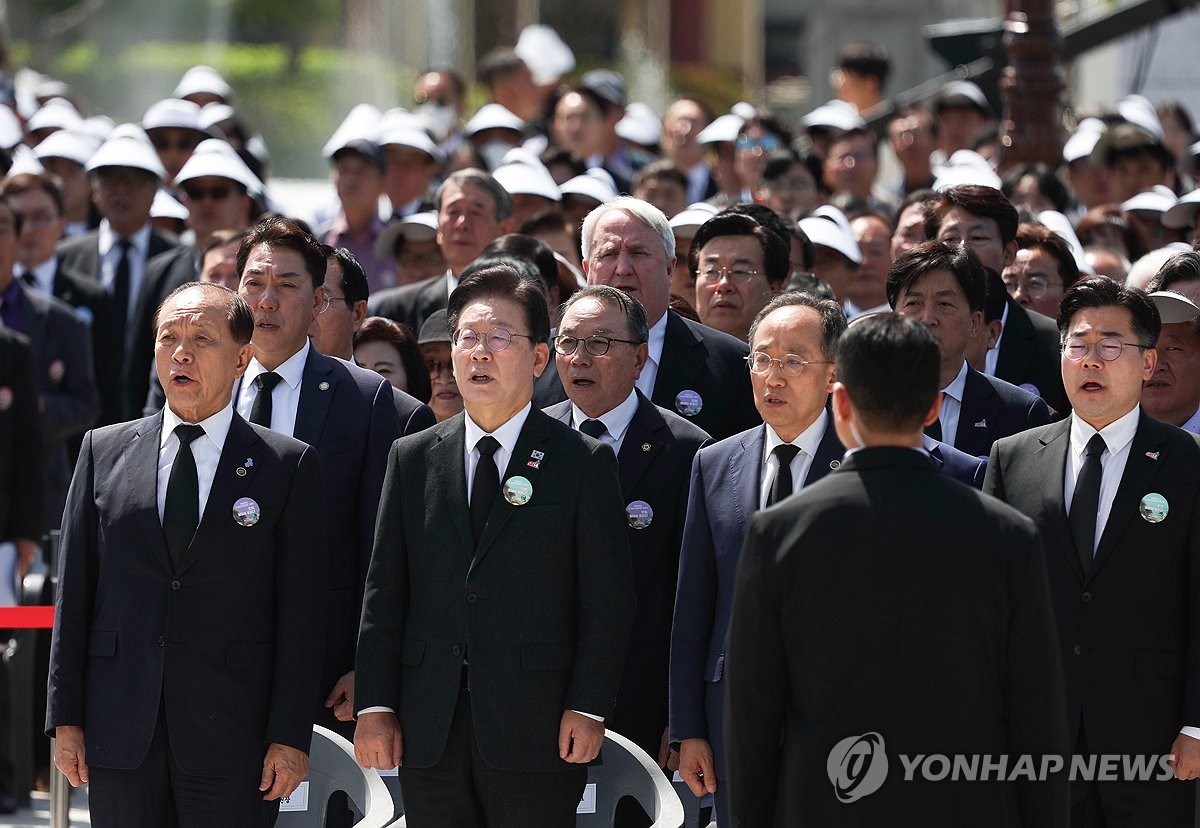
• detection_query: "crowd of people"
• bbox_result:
[0,28,1199,827]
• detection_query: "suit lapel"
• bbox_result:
[1036,420,1084,581]
[651,312,704,409]
[729,426,765,534]
[1090,414,1169,579]
[294,349,336,444]
[178,416,260,574]
[616,394,666,496]
[431,416,475,558]
[128,415,174,575]
[805,416,845,485]
[957,367,997,452]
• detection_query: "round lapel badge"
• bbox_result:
[0,387,11,411]
[626,500,654,529]
[232,497,261,527]
[502,475,533,506]
[675,390,703,417]
[1139,493,1169,524]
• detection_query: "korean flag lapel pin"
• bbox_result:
[527,449,545,470]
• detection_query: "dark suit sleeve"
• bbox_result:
[669,450,719,742]
[982,441,1006,501]
[972,456,988,490]
[40,308,100,444]
[5,336,44,541]
[1184,452,1200,729]
[403,401,436,436]
[46,430,99,734]
[358,378,404,588]
[267,445,329,753]
[724,513,787,827]
[563,442,636,718]
[1026,394,1053,431]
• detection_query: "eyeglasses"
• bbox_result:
[424,357,453,376]
[183,185,234,202]
[1062,337,1145,362]
[151,135,202,152]
[746,352,833,376]
[553,334,641,357]
[697,266,760,285]
[452,327,535,352]
[319,295,349,314]
[1004,276,1060,301]
[735,134,782,153]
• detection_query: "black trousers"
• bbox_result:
[88,704,280,828]
[398,686,587,828]
[1070,724,1194,828]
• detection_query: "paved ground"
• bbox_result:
[0,789,90,827]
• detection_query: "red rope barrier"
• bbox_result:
[0,606,55,628]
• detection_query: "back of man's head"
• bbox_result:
[837,313,940,434]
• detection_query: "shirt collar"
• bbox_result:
[99,220,152,256]
[161,398,235,451]
[1182,404,1200,434]
[646,313,668,363]
[244,339,310,392]
[465,401,532,457]
[1069,404,1140,458]
[764,408,828,459]
[570,388,640,444]
[25,256,57,292]
[942,360,969,402]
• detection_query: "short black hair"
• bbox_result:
[559,284,649,345]
[632,159,688,194]
[886,240,986,313]
[924,185,1019,247]
[1148,250,1200,293]
[1001,163,1073,214]
[837,41,890,87]
[981,267,1008,324]
[747,291,847,360]
[483,233,558,293]
[1014,223,1080,293]
[447,263,551,344]
[237,216,327,289]
[154,282,255,345]
[689,212,791,286]
[1057,276,1160,349]
[837,313,941,433]
[478,48,528,87]
[327,246,369,305]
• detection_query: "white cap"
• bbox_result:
[374,212,438,260]
[142,98,207,133]
[376,110,444,163]
[80,116,115,143]
[1037,210,1094,276]
[1149,290,1200,323]
[1120,184,1177,214]
[799,213,862,264]
[150,188,189,221]
[493,152,561,202]
[560,168,619,204]
[198,103,236,132]
[33,127,102,166]
[731,102,757,121]
[1063,117,1107,163]
[7,145,45,176]
[323,103,383,159]
[669,202,721,236]
[933,149,1002,191]
[26,98,82,134]
[936,80,991,115]
[1118,94,1164,140]
[1163,188,1200,230]
[464,103,526,137]
[811,204,853,234]
[0,106,23,149]
[616,102,662,147]
[85,124,166,179]
[696,113,744,145]
[175,138,264,195]
[514,24,575,86]
[802,99,865,132]
[174,65,232,101]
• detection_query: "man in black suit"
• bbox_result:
[543,285,710,776]
[231,218,405,749]
[986,277,1200,825]
[889,240,1052,457]
[354,265,635,827]
[55,124,179,424]
[726,313,1069,827]
[368,168,512,331]
[47,282,327,826]
[928,183,1068,414]
[534,196,760,441]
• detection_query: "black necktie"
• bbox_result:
[163,424,205,569]
[470,436,501,544]
[18,270,35,288]
[579,418,608,440]
[249,371,283,427]
[1069,433,1107,572]
[767,444,802,506]
[112,238,131,355]
[925,392,947,442]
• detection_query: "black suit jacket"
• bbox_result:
[727,447,1069,827]
[534,310,760,441]
[366,273,447,334]
[46,413,327,776]
[544,391,711,755]
[356,408,636,771]
[950,364,1053,458]
[995,297,1069,416]
[985,413,1200,757]
[0,328,43,542]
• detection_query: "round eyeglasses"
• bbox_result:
[553,334,641,357]
[1061,338,1144,362]
[451,328,535,352]
[745,351,833,376]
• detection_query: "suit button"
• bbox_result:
[452,645,462,657]
[1073,644,1082,656]
[466,593,478,604]
[1081,592,1092,603]
[170,580,181,591]
[157,636,165,647]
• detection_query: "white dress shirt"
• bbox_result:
[236,340,310,437]
[759,409,828,509]
[1181,405,1200,435]
[157,401,234,522]
[938,361,969,447]
[21,257,57,296]
[634,314,668,399]
[569,389,639,455]
[1063,406,1140,554]
[463,402,531,502]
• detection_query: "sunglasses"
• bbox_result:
[184,185,235,202]
[151,135,202,152]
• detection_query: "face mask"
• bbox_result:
[417,102,458,136]
[478,140,512,171]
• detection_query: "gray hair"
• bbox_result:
[580,196,675,262]
[435,168,512,222]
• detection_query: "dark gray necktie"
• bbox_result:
[112,238,131,353]
[163,424,205,569]
[767,444,802,506]
[1069,433,1107,572]
[249,371,283,427]
[470,436,501,544]
[925,392,947,442]
[579,418,608,440]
